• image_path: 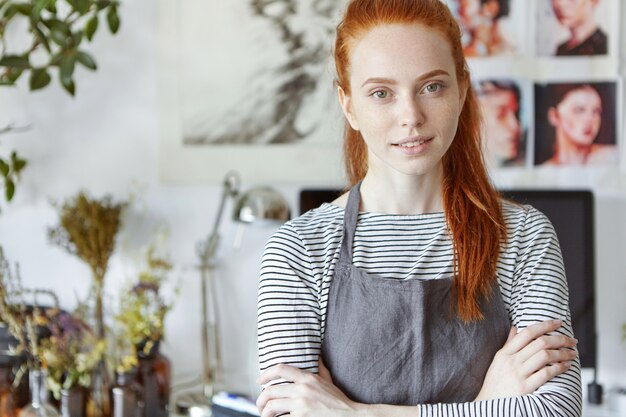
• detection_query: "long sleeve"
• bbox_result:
[257,222,323,375]
[417,206,582,417]
[256,203,582,417]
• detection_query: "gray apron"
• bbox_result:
[320,182,511,405]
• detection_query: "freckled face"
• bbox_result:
[551,87,602,146]
[338,23,467,179]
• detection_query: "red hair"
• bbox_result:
[335,0,506,322]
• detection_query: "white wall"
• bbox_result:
[0,0,625,404]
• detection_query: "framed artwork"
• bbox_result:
[535,0,616,57]
[158,0,347,185]
[442,0,529,57]
[534,80,620,166]
[475,78,530,168]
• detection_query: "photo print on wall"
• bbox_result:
[534,80,619,166]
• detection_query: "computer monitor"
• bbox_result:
[299,188,596,368]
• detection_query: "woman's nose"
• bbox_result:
[399,97,425,128]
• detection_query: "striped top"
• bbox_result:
[258,200,582,417]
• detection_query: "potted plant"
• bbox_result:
[48,191,127,417]
[40,309,105,417]
[114,247,176,417]
[0,246,62,416]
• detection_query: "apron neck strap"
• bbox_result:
[341,181,362,261]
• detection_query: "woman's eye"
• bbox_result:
[424,83,443,93]
[372,90,388,99]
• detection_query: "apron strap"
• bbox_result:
[340,181,362,262]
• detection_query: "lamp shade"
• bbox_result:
[233,186,290,224]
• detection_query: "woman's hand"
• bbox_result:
[474,319,578,401]
[256,360,361,417]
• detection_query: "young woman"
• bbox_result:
[257,1,582,416]
[541,83,616,165]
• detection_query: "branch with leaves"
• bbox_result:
[0,149,26,204]
[114,247,175,366]
[48,191,127,339]
[0,124,28,208]
[0,0,121,96]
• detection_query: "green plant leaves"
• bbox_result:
[0,152,27,203]
[0,55,31,69]
[13,3,32,16]
[85,15,98,41]
[11,152,27,173]
[0,68,24,85]
[106,5,119,34]
[4,179,14,201]
[76,51,97,70]
[30,67,51,90]
[0,0,120,96]
[0,159,8,177]
[34,0,53,18]
[60,52,76,80]
[96,0,111,10]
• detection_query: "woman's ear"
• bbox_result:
[338,86,359,130]
[547,107,559,127]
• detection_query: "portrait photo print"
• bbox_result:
[536,0,613,57]
[533,80,619,166]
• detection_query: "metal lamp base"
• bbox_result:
[175,391,213,417]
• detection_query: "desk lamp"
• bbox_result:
[176,171,290,417]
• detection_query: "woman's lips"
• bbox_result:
[392,137,434,154]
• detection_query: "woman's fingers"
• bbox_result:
[259,398,293,417]
[520,346,577,376]
[517,333,578,364]
[256,383,293,412]
[256,363,354,417]
[523,361,573,393]
[501,320,564,354]
[257,363,313,385]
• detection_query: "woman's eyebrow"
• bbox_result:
[360,69,451,88]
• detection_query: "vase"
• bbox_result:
[59,386,87,417]
[110,369,143,417]
[17,368,60,417]
[136,342,170,417]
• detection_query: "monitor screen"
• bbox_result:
[299,188,596,368]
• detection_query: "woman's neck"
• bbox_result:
[567,20,598,48]
[359,166,444,215]
[554,132,592,165]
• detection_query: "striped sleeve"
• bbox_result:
[256,204,582,417]
[257,221,322,376]
[418,206,582,417]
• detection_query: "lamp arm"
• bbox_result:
[198,171,241,266]
[195,171,241,398]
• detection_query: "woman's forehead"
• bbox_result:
[561,88,601,106]
[348,23,456,79]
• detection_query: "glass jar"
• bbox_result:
[136,342,170,417]
[17,368,60,417]
[111,370,143,417]
[59,386,87,417]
